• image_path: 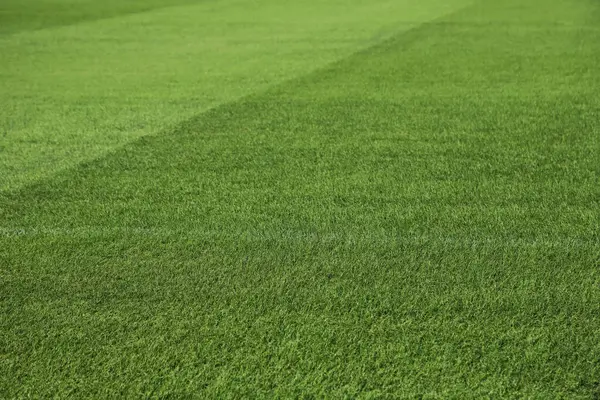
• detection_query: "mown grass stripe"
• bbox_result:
[1,0,471,193]
[0,0,205,35]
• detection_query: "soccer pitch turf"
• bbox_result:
[1,0,599,397]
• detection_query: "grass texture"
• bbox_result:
[0,0,466,192]
[1,0,600,397]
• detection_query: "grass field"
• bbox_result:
[1,0,599,397]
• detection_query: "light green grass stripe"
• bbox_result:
[0,0,471,193]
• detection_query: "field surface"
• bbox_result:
[1,0,600,397]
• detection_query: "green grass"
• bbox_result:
[0,0,466,192]
[0,0,200,35]
[1,0,600,397]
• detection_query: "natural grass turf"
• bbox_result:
[0,0,468,192]
[2,0,600,397]
[0,0,201,35]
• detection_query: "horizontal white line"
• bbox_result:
[0,226,597,248]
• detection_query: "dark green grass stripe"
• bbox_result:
[0,0,204,36]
